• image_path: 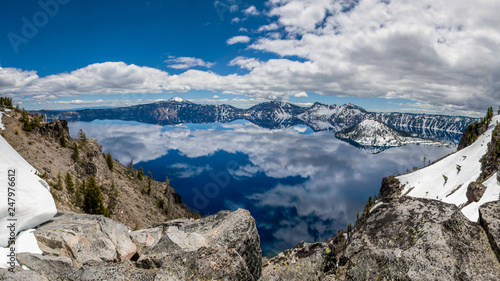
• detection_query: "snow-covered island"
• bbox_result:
[335,119,450,153]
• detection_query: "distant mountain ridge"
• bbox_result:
[35,98,477,143]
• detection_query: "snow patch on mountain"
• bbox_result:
[169,97,188,102]
[397,115,500,221]
[336,119,444,148]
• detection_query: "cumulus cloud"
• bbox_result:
[228,56,263,70]
[226,35,251,45]
[257,23,280,32]
[169,163,212,178]
[165,56,214,69]
[3,0,500,115]
[243,5,260,16]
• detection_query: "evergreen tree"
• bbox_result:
[78,129,87,144]
[71,143,79,162]
[83,176,106,215]
[75,180,83,207]
[106,152,114,171]
[107,181,118,217]
[60,131,68,147]
[64,172,75,193]
[137,167,144,180]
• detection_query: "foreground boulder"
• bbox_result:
[345,197,500,280]
[139,208,262,280]
[479,200,500,262]
[32,212,137,267]
[10,208,262,280]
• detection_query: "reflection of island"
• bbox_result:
[335,119,453,154]
[38,98,476,144]
[67,120,456,255]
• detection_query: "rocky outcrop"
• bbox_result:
[140,208,262,280]
[32,212,137,266]
[479,201,500,263]
[379,176,401,199]
[129,226,163,257]
[261,241,337,281]
[10,208,262,281]
[466,181,487,203]
[344,197,500,280]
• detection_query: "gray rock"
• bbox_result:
[16,253,74,280]
[0,267,49,281]
[144,208,262,280]
[466,181,486,202]
[34,212,137,266]
[479,200,500,262]
[138,247,254,281]
[57,261,169,281]
[260,241,336,281]
[129,227,163,256]
[345,197,500,280]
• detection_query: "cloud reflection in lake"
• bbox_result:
[69,120,455,255]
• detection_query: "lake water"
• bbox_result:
[69,119,455,255]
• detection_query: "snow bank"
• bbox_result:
[0,229,43,268]
[0,133,56,268]
[0,112,6,130]
[397,115,500,221]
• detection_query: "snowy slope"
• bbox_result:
[0,114,56,267]
[397,115,500,221]
[336,119,444,147]
[0,134,57,246]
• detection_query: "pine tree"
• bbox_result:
[107,181,118,216]
[137,167,144,180]
[356,210,359,220]
[83,176,107,215]
[78,129,87,144]
[64,172,75,193]
[60,131,68,147]
[71,143,79,162]
[106,152,114,171]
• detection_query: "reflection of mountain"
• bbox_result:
[37,98,477,143]
[335,119,449,153]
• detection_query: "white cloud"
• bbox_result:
[257,23,280,32]
[169,163,212,178]
[226,35,251,45]
[165,56,214,69]
[231,17,241,24]
[3,0,500,115]
[292,91,308,98]
[228,57,262,70]
[213,95,219,99]
[243,5,260,16]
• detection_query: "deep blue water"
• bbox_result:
[69,120,455,255]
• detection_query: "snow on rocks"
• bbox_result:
[0,133,57,267]
[0,112,7,130]
[397,115,500,221]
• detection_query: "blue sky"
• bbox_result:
[1,0,499,116]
